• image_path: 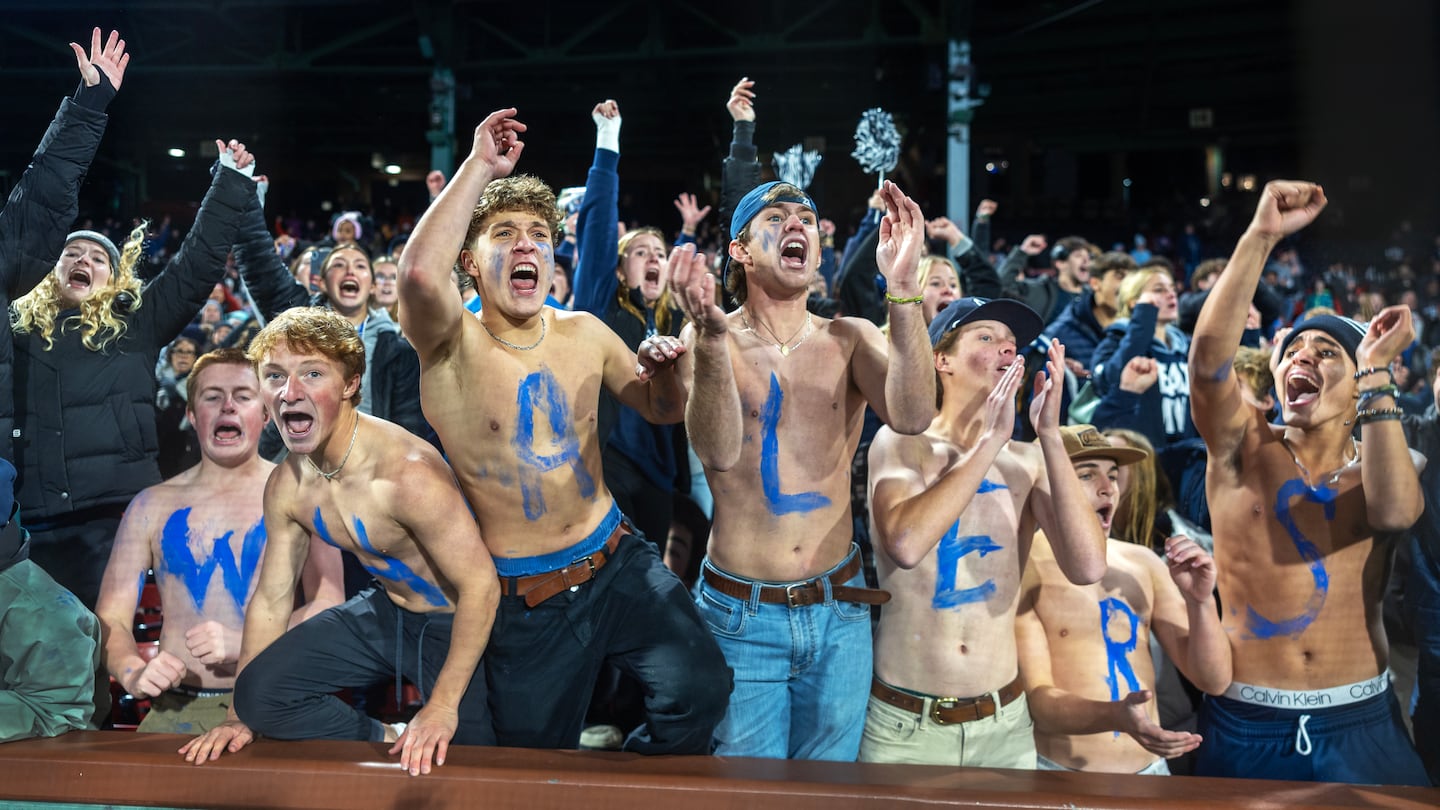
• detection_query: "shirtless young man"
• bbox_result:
[179,308,500,776]
[666,179,934,761]
[1189,180,1429,785]
[1015,424,1230,776]
[397,109,729,754]
[96,349,342,734]
[858,297,1107,768]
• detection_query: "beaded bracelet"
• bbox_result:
[1356,385,1399,409]
[1353,366,1395,383]
[885,292,924,305]
[1355,406,1403,425]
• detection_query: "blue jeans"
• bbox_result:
[1407,534,1440,786]
[696,545,873,761]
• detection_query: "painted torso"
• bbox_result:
[872,437,1042,697]
[134,463,272,689]
[285,417,456,613]
[420,308,616,559]
[704,315,870,581]
[1210,425,1389,689]
[1028,536,1164,773]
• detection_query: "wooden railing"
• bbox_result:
[0,731,1436,809]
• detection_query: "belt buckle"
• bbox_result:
[929,697,964,725]
[785,582,807,608]
[565,554,596,587]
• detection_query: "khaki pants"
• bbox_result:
[859,687,1035,768]
[136,690,233,735]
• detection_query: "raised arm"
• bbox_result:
[179,471,310,764]
[0,28,126,298]
[137,141,256,346]
[1355,305,1424,531]
[399,109,525,360]
[95,495,186,699]
[570,100,623,316]
[671,244,741,470]
[231,172,309,320]
[1190,181,1327,451]
[719,77,761,231]
[389,455,500,776]
[868,363,1020,569]
[1029,340,1107,584]
[852,181,935,434]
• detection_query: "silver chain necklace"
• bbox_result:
[305,415,359,481]
[741,308,813,357]
[482,315,547,351]
[1280,434,1359,488]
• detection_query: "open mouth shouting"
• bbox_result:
[1285,369,1321,409]
[780,237,808,270]
[1095,499,1116,533]
[511,261,540,295]
[211,417,245,446]
[280,410,316,442]
[66,268,93,293]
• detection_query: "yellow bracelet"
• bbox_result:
[885,292,924,305]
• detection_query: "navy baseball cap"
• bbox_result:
[1278,314,1366,364]
[928,297,1044,348]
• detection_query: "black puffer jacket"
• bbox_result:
[0,99,109,502]
[231,191,426,437]
[12,165,254,520]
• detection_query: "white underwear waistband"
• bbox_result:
[1223,670,1389,710]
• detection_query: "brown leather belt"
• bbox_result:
[701,553,891,607]
[870,676,1024,725]
[499,519,628,608]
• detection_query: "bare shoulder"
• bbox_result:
[552,306,607,337]
[1110,539,1165,575]
[825,314,874,345]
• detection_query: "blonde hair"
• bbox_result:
[1116,267,1172,319]
[1232,346,1275,403]
[616,227,678,335]
[918,254,960,290]
[12,223,147,352]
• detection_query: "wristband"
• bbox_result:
[1353,366,1394,382]
[1356,385,1398,409]
[1355,407,1403,425]
[885,292,923,305]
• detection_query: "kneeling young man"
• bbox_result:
[1016,425,1230,775]
[1190,181,1429,785]
[180,308,499,776]
[861,298,1108,768]
[97,349,342,734]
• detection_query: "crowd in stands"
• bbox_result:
[3,28,1438,794]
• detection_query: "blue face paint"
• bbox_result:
[1100,597,1143,736]
[760,373,831,515]
[159,508,266,613]
[512,368,596,520]
[1244,478,1333,639]
[976,478,1008,494]
[932,520,1002,609]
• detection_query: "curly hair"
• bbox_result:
[246,307,365,405]
[12,223,147,352]
[464,174,562,251]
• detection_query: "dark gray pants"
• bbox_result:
[235,588,494,745]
